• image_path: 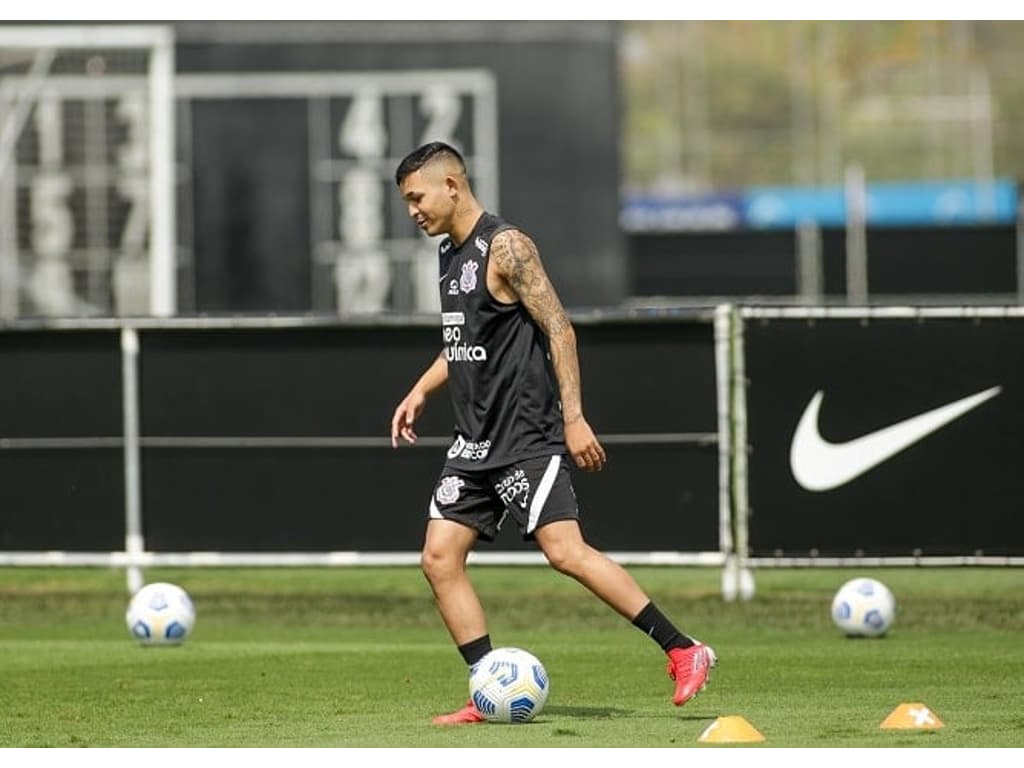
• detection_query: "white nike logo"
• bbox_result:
[790,386,1001,491]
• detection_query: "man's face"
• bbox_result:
[399,167,453,237]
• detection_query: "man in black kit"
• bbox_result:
[391,141,716,724]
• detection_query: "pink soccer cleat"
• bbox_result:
[666,642,717,706]
[432,698,486,725]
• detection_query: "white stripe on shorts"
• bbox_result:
[429,499,443,519]
[527,455,562,534]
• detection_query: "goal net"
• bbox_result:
[0,25,175,318]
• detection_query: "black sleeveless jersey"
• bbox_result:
[438,212,565,470]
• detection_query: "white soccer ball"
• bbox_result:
[125,582,196,646]
[831,577,896,637]
[469,646,550,723]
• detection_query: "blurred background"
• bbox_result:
[2,19,1021,320]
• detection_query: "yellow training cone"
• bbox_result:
[698,715,766,743]
[880,702,945,730]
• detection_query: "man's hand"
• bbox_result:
[391,390,427,447]
[565,417,606,472]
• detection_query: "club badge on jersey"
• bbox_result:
[460,260,479,293]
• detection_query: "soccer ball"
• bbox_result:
[469,646,549,723]
[125,582,196,645]
[831,577,896,637]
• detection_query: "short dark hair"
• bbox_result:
[395,141,466,185]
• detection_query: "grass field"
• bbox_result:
[1,565,1022,751]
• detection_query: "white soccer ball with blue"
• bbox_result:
[125,582,196,646]
[469,646,549,723]
[831,577,896,637]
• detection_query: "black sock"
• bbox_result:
[458,634,493,666]
[632,601,694,652]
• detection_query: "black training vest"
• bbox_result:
[438,212,565,470]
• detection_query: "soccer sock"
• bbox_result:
[631,601,695,652]
[458,634,493,666]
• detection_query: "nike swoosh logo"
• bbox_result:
[790,386,1001,491]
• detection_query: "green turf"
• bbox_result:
[1,566,1022,747]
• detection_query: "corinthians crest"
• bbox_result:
[460,260,479,293]
[436,475,465,505]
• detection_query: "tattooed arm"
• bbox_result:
[489,229,606,472]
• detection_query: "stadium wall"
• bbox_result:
[4,308,1022,585]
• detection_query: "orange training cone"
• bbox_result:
[880,702,945,730]
[698,715,766,743]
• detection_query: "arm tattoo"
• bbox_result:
[492,230,583,422]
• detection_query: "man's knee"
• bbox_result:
[537,522,589,575]
[421,544,456,582]
[421,521,475,583]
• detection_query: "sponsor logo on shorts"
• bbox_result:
[436,476,465,505]
[495,467,530,508]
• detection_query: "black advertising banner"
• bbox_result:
[137,319,719,553]
[743,313,1024,557]
[0,316,719,555]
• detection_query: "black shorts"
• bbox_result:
[427,454,580,542]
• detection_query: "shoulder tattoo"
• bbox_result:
[491,230,570,336]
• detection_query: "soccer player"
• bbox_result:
[390,141,716,724]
